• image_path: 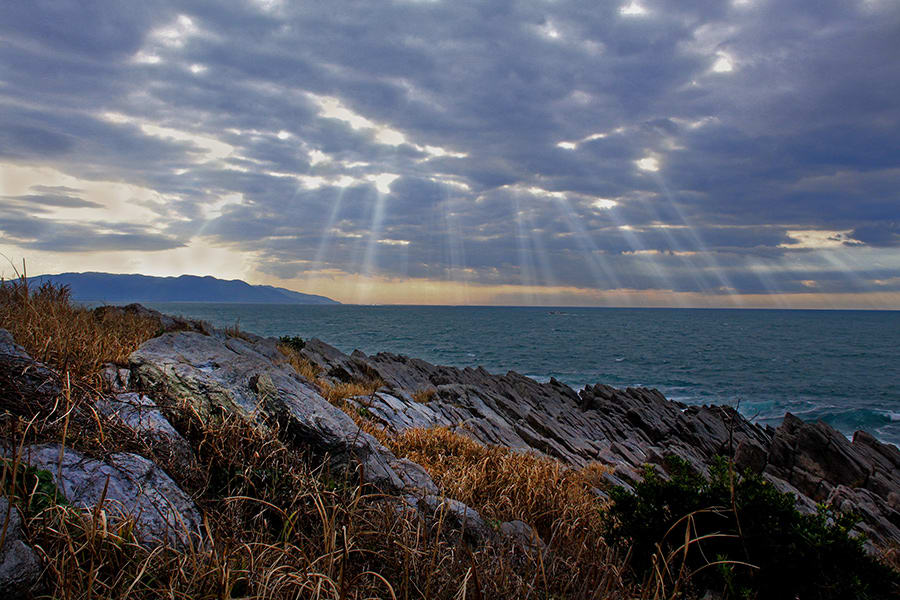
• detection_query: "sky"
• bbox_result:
[1,0,899,308]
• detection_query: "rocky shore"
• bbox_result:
[2,305,899,594]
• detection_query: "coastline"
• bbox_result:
[2,298,898,597]
[140,301,900,447]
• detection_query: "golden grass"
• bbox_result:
[1,277,636,598]
[0,277,160,383]
[387,427,610,539]
[412,388,437,403]
[3,400,632,600]
[320,380,382,405]
[276,342,383,413]
[277,342,323,382]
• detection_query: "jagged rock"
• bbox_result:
[0,330,28,359]
[0,328,61,412]
[95,393,193,462]
[100,363,132,393]
[763,414,900,546]
[389,458,440,495]
[762,474,818,514]
[13,444,201,548]
[0,497,41,595]
[130,332,431,492]
[298,338,900,550]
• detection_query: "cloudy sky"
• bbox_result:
[1,0,899,307]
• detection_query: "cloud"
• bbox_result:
[0,206,184,253]
[0,0,898,302]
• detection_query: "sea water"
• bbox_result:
[144,304,900,446]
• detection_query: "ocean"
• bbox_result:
[144,304,900,446]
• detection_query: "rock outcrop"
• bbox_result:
[0,329,60,413]
[300,338,900,549]
[95,392,194,463]
[11,444,202,548]
[129,330,436,492]
[2,318,899,560]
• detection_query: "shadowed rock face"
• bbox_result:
[0,329,61,413]
[301,338,900,549]
[0,496,41,595]
[95,392,194,464]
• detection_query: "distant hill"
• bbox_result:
[26,272,340,305]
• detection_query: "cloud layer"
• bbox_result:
[1,0,898,305]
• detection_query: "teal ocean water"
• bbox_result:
[145,304,900,446]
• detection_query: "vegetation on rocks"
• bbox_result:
[1,276,898,599]
[606,456,899,599]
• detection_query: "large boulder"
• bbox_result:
[92,304,211,335]
[12,444,202,548]
[0,496,41,596]
[129,331,428,491]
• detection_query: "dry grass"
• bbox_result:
[2,401,632,600]
[388,427,610,539]
[277,342,383,411]
[320,380,383,406]
[277,342,323,382]
[412,388,437,404]
[1,277,638,598]
[0,277,159,383]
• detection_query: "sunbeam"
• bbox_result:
[357,186,390,304]
[305,186,347,287]
[650,174,742,304]
[550,195,623,292]
[513,195,538,304]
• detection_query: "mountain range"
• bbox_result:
[26,272,339,305]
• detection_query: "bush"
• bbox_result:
[606,456,899,599]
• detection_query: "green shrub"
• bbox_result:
[606,456,899,599]
[1,458,69,515]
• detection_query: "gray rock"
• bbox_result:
[419,495,491,542]
[95,393,193,462]
[92,304,210,335]
[0,329,61,410]
[296,338,900,549]
[763,474,818,514]
[14,444,201,548]
[130,332,411,491]
[389,458,439,495]
[0,497,41,595]
[0,329,29,359]
[99,363,131,393]
[499,519,545,552]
